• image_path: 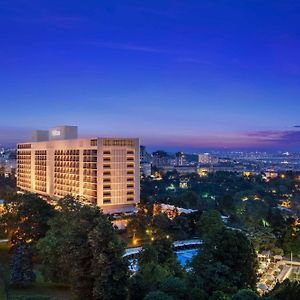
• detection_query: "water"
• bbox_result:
[128,248,198,272]
[176,249,198,267]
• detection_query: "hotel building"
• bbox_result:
[17,126,140,213]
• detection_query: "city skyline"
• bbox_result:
[1,1,300,150]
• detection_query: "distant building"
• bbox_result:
[140,145,152,163]
[262,170,278,181]
[198,153,219,165]
[152,150,169,167]
[153,203,197,220]
[175,152,185,166]
[17,125,140,214]
[140,162,151,178]
[0,149,16,176]
[160,165,197,175]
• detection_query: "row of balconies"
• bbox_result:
[83,176,97,183]
[54,155,80,162]
[17,170,31,175]
[83,163,97,169]
[54,168,80,175]
[35,168,46,173]
[83,183,97,190]
[17,179,31,184]
[54,150,80,155]
[54,177,79,183]
[35,150,46,155]
[35,155,46,160]
[83,170,97,176]
[17,144,31,149]
[83,156,97,162]
[35,176,46,181]
[54,185,80,192]
[17,161,31,165]
[54,162,80,167]
[17,156,31,160]
[83,149,97,155]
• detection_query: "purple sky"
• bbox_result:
[1,1,300,151]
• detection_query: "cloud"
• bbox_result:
[244,129,300,148]
[91,42,162,53]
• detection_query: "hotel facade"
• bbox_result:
[17,126,140,213]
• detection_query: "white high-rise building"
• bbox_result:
[198,153,219,165]
[17,126,140,214]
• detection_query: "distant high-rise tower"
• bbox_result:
[175,152,184,166]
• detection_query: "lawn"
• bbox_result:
[0,241,71,300]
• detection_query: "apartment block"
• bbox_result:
[17,126,140,214]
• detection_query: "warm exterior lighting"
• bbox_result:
[243,171,252,177]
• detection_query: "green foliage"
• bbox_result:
[37,196,128,300]
[196,210,225,240]
[129,238,184,299]
[267,279,300,300]
[189,288,208,300]
[231,289,259,300]
[209,291,229,300]
[151,214,172,238]
[10,241,36,287]
[127,213,149,240]
[88,220,129,300]
[282,229,300,256]
[160,277,187,300]
[139,238,182,277]
[190,228,257,296]
[0,193,55,251]
[144,290,173,300]
[0,174,16,200]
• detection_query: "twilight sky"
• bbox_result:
[1,0,300,151]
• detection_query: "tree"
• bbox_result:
[88,219,129,300]
[209,291,229,300]
[144,290,173,300]
[37,196,129,300]
[282,229,300,256]
[10,241,36,286]
[1,193,55,251]
[129,238,183,299]
[190,228,257,296]
[231,289,259,300]
[0,174,16,200]
[189,288,208,300]
[127,212,149,241]
[196,210,225,241]
[161,277,188,300]
[139,238,182,276]
[151,214,172,238]
[267,279,300,300]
